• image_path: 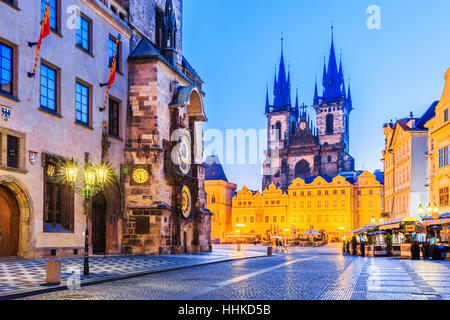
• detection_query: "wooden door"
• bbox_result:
[0,186,19,256]
[92,193,107,254]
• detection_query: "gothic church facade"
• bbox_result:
[263,30,355,191]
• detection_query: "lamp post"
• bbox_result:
[62,160,111,276]
[418,204,427,220]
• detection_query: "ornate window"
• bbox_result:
[440,187,449,207]
[43,155,74,233]
[439,146,449,168]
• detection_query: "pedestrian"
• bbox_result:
[254,239,257,246]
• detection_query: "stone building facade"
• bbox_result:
[0,0,210,258]
[262,30,355,191]
[382,103,435,220]
[0,0,131,258]
[425,69,450,217]
[204,155,237,243]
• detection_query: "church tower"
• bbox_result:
[263,39,299,190]
[313,27,354,176]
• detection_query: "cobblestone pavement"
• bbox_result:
[21,243,450,300]
[0,245,266,298]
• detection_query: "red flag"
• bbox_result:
[101,38,119,111]
[31,0,51,77]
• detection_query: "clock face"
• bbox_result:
[180,185,192,218]
[132,168,149,184]
[178,135,191,175]
[299,122,307,130]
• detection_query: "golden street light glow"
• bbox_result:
[417,204,424,216]
[235,230,241,233]
[64,161,78,183]
[236,224,246,227]
[84,167,96,186]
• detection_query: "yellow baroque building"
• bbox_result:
[425,68,450,215]
[204,156,237,243]
[230,171,384,242]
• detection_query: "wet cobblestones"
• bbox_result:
[20,244,450,300]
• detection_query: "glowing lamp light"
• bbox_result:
[283,229,290,232]
[433,204,439,215]
[64,163,78,183]
[236,224,246,227]
[426,203,433,215]
[235,230,241,233]
[95,164,109,185]
[84,167,96,186]
[338,227,345,230]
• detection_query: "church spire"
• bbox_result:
[347,78,352,108]
[266,84,270,108]
[323,25,342,102]
[314,75,319,105]
[322,56,327,87]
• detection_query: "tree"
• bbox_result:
[386,233,393,256]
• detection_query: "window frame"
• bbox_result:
[76,13,92,54]
[108,35,122,73]
[0,41,13,95]
[0,38,18,99]
[43,154,74,233]
[75,79,92,128]
[0,127,26,172]
[41,0,60,33]
[40,62,59,114]
[108,96,121,138]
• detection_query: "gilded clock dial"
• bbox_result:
[180,185,192,218]
[132,168,149,184]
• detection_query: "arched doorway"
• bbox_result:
[295,160,311,179]
[0,186,19,256]
[92,193,107,254]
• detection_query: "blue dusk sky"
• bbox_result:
[183,0,450,191]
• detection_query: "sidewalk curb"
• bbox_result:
[0,253,270,300]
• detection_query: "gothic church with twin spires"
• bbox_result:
[262,29,355,191]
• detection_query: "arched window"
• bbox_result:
[291,122,296,136]
[211,195,216,204]
[326,114,334,135]
[327,155,332,163]
[275,121,282,141]
[294,160,310,179]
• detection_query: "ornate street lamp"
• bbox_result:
[418,204,426,220]
[61,159,112,276]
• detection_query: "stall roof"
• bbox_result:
[379,223,401,231]
[350,227,372,234]
[364,218,403,228]
[364,216,420,229]
[423,218,450,227]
